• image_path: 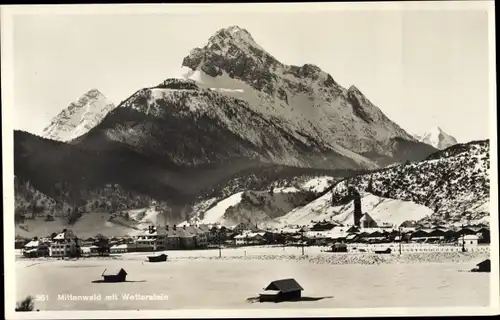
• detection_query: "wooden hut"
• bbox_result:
[101,268,127,282]
[374,247,392,254]
[259,278,303,302]
[148,253,168,262]
[332,243,348,253]
[472,259,491,272]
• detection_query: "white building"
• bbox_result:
[110,244,128,254]
[458,234,479,247]
[80,245,99,257]
[23,240,50,257]
[234,234,246,246]
[50,242,78,257]
[49,230,78,257]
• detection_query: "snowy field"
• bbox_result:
[16,246,490,310]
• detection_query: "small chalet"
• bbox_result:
[331,243,348,252]
[110,244,128,254]
[360,213,378,228]
[259,278,304,302]
[178,226,196,249]
[23,239,50,257]
[472,259,491,272]
[310,220,338,231]
[81,245,99,257]
[101,268,127,282]
[458,234,480,247]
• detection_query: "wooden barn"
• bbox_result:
[332,243,348,253]
[374,247,392,254]
[101,268,128,282]
[148,253,168,262]
[259,278,303,302]
[472,259,491,272]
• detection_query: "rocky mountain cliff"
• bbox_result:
[76,78,375,169]
[42,89,116,142]
[181,26,437,166]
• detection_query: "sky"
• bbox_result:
[9,5,492,142]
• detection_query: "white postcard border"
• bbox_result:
[2,1,498,319]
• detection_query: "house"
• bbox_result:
[476,228,490,243]
[178,226,196,249]
[197,224,214,242]
[458,234,479,247]
[234,234,246,246]
[186,226,208,248]
[205,224,228,243]
[81,245,99,257]
[110,244,128,254]
[23,239,50,257]
[15,237,28,249]
[247,232,267,245]
[332,243,347,252]
[357,229,387,243]
[163,226,182,249]
[360,213,378,228]
[155,225,182,250]
[345,233,357,243]
[50,230,79,257]
[232,222,254,233]
[310,220,338,231]
[472,259,490,272]
[102,268,127,282]
[399,220,418,228]
[80,238,95,247]
[134,226,161,251]
[134,225,181,251]
[259,278,304,302]
[410,229,443,242]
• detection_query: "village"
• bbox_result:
[16,211,491,259]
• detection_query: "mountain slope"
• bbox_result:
[274,192,434,228]
[180,25,437,166]
[183,176,336,227]
[329,140,490,224]
[418,126,458,150]
[76,78,376,170]
[42,89,116,142]
[14,130,366,226]
[274,140,489,227]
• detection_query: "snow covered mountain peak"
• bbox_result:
[210,25,257,46]
[178,25,435,165]
[42,89,116,142]
[417,125,458,150]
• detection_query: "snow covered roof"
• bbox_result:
[25,240,41,248]
[110,244,128,249]
[53,230,75,240]
[280,227,301,234]
[81,246,98,252]
[463,234,480,240]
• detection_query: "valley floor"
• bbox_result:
[15,246,490,310]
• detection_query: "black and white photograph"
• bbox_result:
[2,1,498,318]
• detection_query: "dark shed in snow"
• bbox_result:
[102,268,127,282]
[148,253,168,263]
[472,259,490,272]
[332,243,348,252]
[259,278,303,302]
